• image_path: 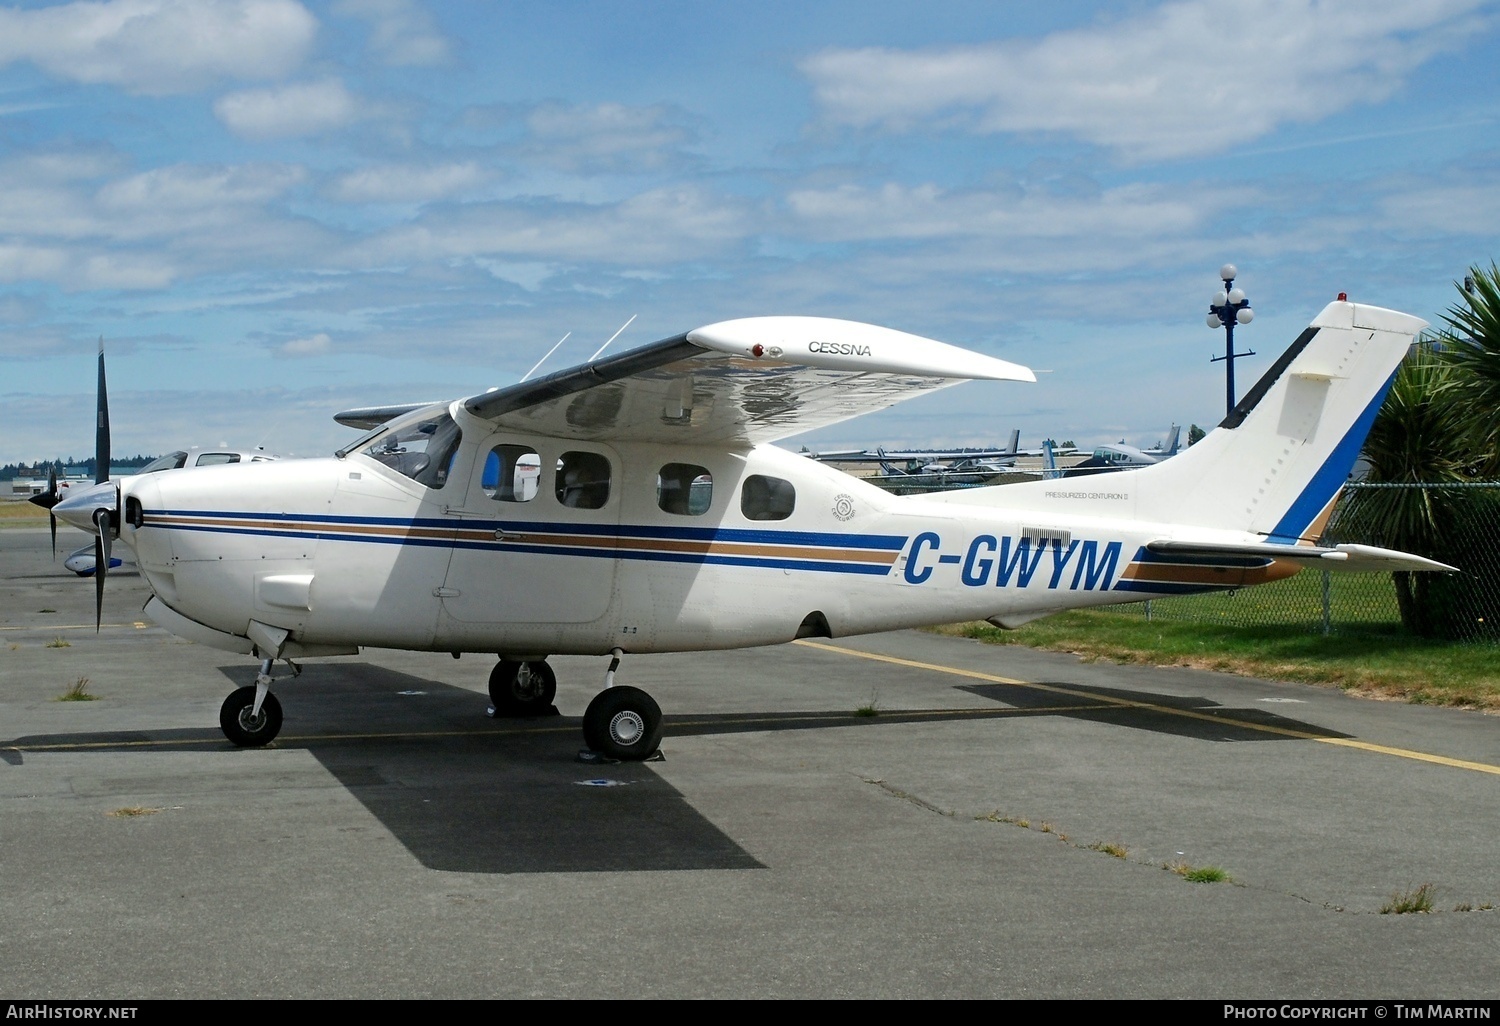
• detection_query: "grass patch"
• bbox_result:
[107,806,160,818]
[1168,862,1230,883]
[1088,840,1129,858]
[58,677,97,702]
[1381,883,1436,914]
[932,612,1500,711]
[45,636,70,648]
[0,501,48,522]
[854,689,881,717]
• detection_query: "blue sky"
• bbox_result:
[2,0,1498,464]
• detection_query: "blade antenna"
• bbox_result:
[589,314,636,362]
[520,332,570,383]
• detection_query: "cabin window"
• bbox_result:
[657,463,712,516]
[741,475,795,521]
[483,444,540,502]
[556,451,610,509]
[360,410,463,489]
[194,453,241,466]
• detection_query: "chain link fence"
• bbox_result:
[867,474,1500,642]
[1100,483,1500,641]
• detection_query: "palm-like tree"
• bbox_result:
[1437,262,1500,475]
[1339,343,1473,633]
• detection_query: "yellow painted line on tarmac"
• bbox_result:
[794,639,1500,777]
[0,622,151,631]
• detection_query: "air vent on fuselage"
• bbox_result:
[1021,526,1070,547]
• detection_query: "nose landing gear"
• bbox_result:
[220,657,295,747]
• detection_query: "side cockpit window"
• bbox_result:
[657,463,712,516]
[357,409,462,489]
[556,451,611,509]
[741,475,795,521]
[483,444,540,502]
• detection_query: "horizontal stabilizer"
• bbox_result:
[334,402,443,429]
[1146,540,1457,574]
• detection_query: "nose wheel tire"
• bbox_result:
[583,686,662,761]
[488,660,558,716]
[220,686,283,747]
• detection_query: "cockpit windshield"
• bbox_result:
[139,451,190,474]
[349,405,463,489]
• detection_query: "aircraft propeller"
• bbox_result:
[52,338,117,631]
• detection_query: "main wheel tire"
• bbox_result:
[582,686,662,761]
[488,660,558,716]
[219,686,283,747]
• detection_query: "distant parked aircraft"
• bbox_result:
[1063,425,1181,478]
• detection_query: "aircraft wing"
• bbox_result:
[460,317,1034,446]
[1146,540,1457,573]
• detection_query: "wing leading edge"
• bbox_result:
[460,316,1034,446]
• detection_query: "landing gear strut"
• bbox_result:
[581,650,662,761]
[487,659,558,717]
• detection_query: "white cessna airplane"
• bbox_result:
[53,299,1452,759]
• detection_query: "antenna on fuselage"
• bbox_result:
[521,332,571,382]
[589,314,637,362]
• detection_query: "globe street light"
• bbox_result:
[1208,263,1255,415]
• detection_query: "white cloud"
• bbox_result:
[786,181,1207,243]
[356,185,750,266]
[327,162,488,204]
[278,331,331,356]
[0,0,317,95]
[0,241,174,290]
[214,78,360,138]
[97,163,305,211]
[801,0,1490,161]
[523,102,696,172]
[1377,179,1500,236]
[335,0,450,67]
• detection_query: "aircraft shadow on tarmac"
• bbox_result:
[2,664,1347,873]
[956,682,1354,742]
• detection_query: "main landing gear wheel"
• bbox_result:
[583,685,662,761]
[220,686,283,747]
[488,660,558,717]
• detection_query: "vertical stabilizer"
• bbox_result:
[1132,301,1424,540]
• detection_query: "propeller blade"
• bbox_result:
[93,506,111,632]
[95,337,111,486]
[26,469,61,558]
[50,469,58,557]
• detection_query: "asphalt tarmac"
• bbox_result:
[1,524,1497,999]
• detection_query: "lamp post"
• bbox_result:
[1207,263,1254,415]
